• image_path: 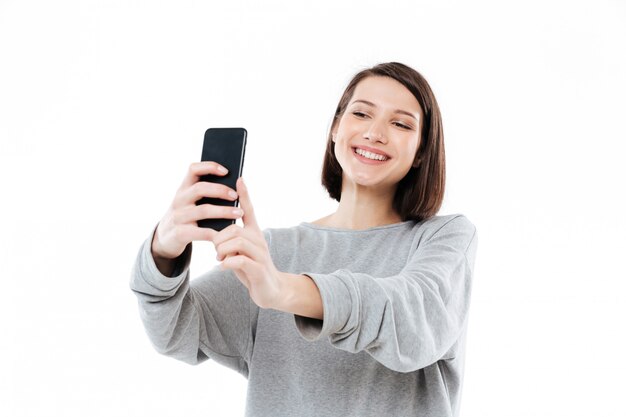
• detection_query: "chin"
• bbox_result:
[345,172,389,188]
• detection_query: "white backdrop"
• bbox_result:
[1,0,625,416]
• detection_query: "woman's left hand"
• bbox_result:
[212,177,286,310]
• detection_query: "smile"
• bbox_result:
[352,147,390,164]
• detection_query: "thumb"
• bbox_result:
[236,177,260,231]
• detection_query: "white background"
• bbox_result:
[1,0,625,416]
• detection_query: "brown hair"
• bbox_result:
[320,62,445,223]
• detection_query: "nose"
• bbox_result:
[363,119,387,143]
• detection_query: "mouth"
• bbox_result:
[351,147,391,164]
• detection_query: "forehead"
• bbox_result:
[350,76,423,117]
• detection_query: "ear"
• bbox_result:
[412,155,422,168]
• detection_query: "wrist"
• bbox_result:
[151,231,184,261]
[274,272,295,312]
[274,272,323,320]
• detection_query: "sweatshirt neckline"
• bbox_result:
[299,220,415,233]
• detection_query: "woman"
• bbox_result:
[130,62,478,417]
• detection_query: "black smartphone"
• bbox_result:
[196,127,247,231]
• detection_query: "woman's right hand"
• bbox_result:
[151,161,244,260]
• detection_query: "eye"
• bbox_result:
[393,122,413,130]
[352,111,368,118]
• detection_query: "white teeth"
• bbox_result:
[355,148,388,161]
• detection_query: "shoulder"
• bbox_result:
[262,224,299,238]
[416,213,477,250]
[419,213,476,233]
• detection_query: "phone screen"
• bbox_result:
[196,127,247,231]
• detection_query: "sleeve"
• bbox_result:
[129,222,263,375]
[293,215,478,373]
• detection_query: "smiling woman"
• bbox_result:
[317,63,446,230]
[130,62,477,417]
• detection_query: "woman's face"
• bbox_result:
[332,76,423,192]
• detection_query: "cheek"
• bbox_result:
[337,116,359,134]
[400,142,419,163]
[405,137,420,155]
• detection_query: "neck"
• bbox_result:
[325,181,402,230]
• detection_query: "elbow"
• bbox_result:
[150,333,204,366]
[366,345,435,373]
[153,343,204,366]
[384,356,446,373]
[369,339,457,373]
[389,357,435,374]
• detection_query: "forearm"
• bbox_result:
[276,272,324,320]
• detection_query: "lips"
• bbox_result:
[351,147,390,165]
[351,145,391,159]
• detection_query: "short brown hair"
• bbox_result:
[321,62,445,223]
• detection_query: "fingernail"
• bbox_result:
[218,165,228,173]
[228,190,238,199]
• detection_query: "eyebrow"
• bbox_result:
[350,99,419,121]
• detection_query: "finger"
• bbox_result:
[223,260,251,290]
[181,161,228,190]
[179,202,243,226]
[212,223,265,248]
[171,224,218,244]
[179,181,238,209]
[221,255,255,277]
[212,224,243,247]
[215,234,265,263]
[236,177,260,231]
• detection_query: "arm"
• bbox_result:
[149,221,189,278]
[276,273,324,320]
[129,223,258,374]
[291,215,478,373]
[151,236,179,277]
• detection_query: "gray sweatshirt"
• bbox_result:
[130,213,478,417]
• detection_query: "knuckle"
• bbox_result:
[190,181,202,195]
[196,181,215,197]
